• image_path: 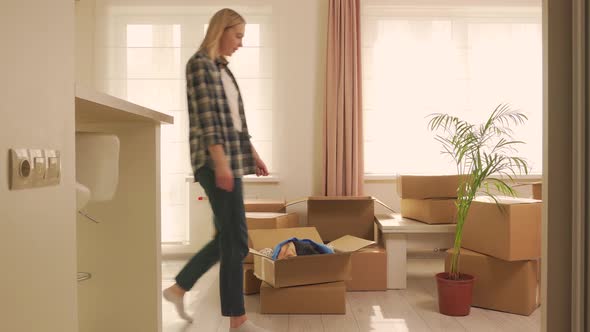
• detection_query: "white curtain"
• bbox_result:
[361,1,542,175]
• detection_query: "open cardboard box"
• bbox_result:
[244,212,299,264]
[248,227,375,288]
[286,196,377,241]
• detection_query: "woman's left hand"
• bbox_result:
[255,157,269,177]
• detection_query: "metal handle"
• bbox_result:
[78,210,100,223]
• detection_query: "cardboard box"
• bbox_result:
[260,281,346,314]
[289,196,374,242]
[445,248,539,316]
[531,182,542,200]
[249,227,375,288]
[244,199,286,213]
[244,212,299,264]
[400,198,457,224]
[243,264,262,295]
[462,196,541,261]
[346,244,387,291]
[246,212,299,230]
[397,175,463,199]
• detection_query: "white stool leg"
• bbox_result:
[384,233,407,289]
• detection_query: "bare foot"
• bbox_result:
[229,319,270,331]
[229,314,247,328]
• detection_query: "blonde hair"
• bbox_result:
[199,8,246,60]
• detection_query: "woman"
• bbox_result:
[163,8,270,332]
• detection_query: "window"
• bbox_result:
[361,1,542,175]
[95,3,274,243]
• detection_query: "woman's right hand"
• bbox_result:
[215,165,234,192]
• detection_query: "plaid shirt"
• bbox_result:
[186,50,256,180]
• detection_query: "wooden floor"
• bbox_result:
[162,257,541,332]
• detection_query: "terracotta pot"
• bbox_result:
[435,272,475,316]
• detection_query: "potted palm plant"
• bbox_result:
[427,104,530,316]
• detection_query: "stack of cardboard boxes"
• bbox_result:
[395,175,541,315]
[243,197,388,314]
[398,175,461,224]
[301,197,388,292]
[242,199,298,295]
[250,227,375,314]
[445,196,542,315]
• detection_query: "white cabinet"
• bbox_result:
[75,85,173,332]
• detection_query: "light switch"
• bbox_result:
[9,148,33,190]
[45,149,61,186]
[29,149,46,187]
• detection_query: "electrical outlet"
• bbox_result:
[9,149,33,190]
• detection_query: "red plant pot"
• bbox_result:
[435,272,476,316]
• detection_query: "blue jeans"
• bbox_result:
[175,167,249,317]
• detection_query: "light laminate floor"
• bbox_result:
[161,257,541,332]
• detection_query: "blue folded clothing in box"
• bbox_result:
[271,237,334,260]
[248,227,375,288]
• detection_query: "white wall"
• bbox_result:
[76,0,96,87]
[273,0,328,199]
[0,1,77,332]
[240,0,329,219]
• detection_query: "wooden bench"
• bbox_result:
[375,213,456,289]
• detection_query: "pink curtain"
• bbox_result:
[323,0,364,196]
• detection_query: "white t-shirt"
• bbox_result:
[220,68,243,132]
